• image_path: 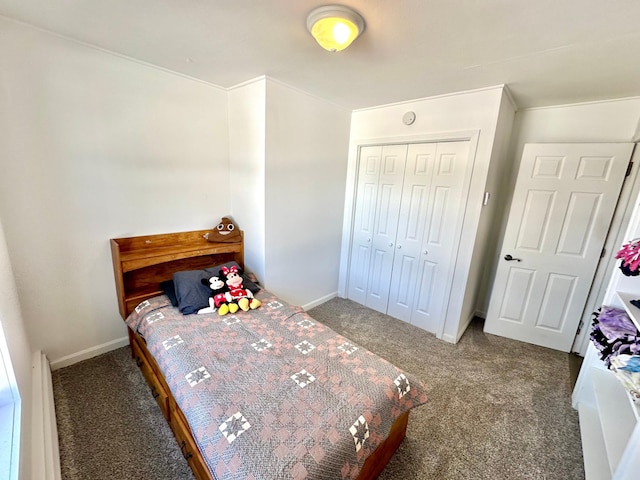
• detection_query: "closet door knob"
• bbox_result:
[367,238,371,242]
[397,244,402,249]
[423,250,428,255]
[388,242,394,247]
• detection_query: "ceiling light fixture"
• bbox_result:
[306,5,365,52]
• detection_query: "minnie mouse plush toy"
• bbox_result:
[220,265,261,311]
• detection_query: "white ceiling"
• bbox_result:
[1,0,639,110]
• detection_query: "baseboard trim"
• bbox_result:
[441,334,457,344]
[49,336,129,371]
[302,291,338,311]
[31,351,61,480]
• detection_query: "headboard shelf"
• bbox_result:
[111,229,244,319]
[120,243,244,272]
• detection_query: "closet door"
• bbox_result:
[347,146,383,305]
[411,141,471,333]
[365,144,408,313]
[387,143,437,322]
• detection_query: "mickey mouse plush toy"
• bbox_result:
[220,265,261,311]
[198,276,233,316]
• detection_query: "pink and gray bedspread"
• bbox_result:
[126,290,428,480]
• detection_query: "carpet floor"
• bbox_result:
[53,297,585,479]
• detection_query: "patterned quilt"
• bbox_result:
[126,291,428,480]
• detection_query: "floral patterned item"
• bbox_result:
[610,354,640,402]
[615,239,640,276]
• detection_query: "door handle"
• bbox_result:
[388,242,394,247]
[504,254,522,262]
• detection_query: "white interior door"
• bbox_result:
[387,143,437,321]
[365,144,407,313]
[484,143,634,351]
[411,141,472,333]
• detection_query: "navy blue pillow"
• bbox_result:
[159,280,179,307]
[173,270,212,314]
[172,262,260,314]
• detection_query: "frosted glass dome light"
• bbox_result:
[306,5,365,52]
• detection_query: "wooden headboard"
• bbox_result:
[110,229,244,319]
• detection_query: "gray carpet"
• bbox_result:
[53,297,584,479]
[53,341,195,480]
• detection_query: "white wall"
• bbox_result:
[340,86,511,342]
[228,78,267,282]
[263,79,350,308]
[0,18,230,365]
[475,90,517,318]
[0,217,33,480]
[511,98,640,151]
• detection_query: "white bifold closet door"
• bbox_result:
[348,144,406,310]
[361,144,408,313]
[347,141,471,334]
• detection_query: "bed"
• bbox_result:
[110,229,427,480]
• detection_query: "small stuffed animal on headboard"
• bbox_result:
[204,216,241,243]
[220,265,261,312]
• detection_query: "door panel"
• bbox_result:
[365,145,407,313]
[376,184,399,236]
[387,143,436,321]
[532,155,564,178]
[413,259,437,317]
[404,184,428,240]
[499,267,535,323]
[427,187,450,244]
[576,155,613,180]
[367,247,390,304]
[411,141,471,333]
[348,244,371,301]
[556,192,601,256]
[535,273,577,331]
[392,254,419,309]
[517,190,555,251]
[485,143,634,351]
[347,146,382,304]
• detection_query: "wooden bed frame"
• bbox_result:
[110,229,409,480]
